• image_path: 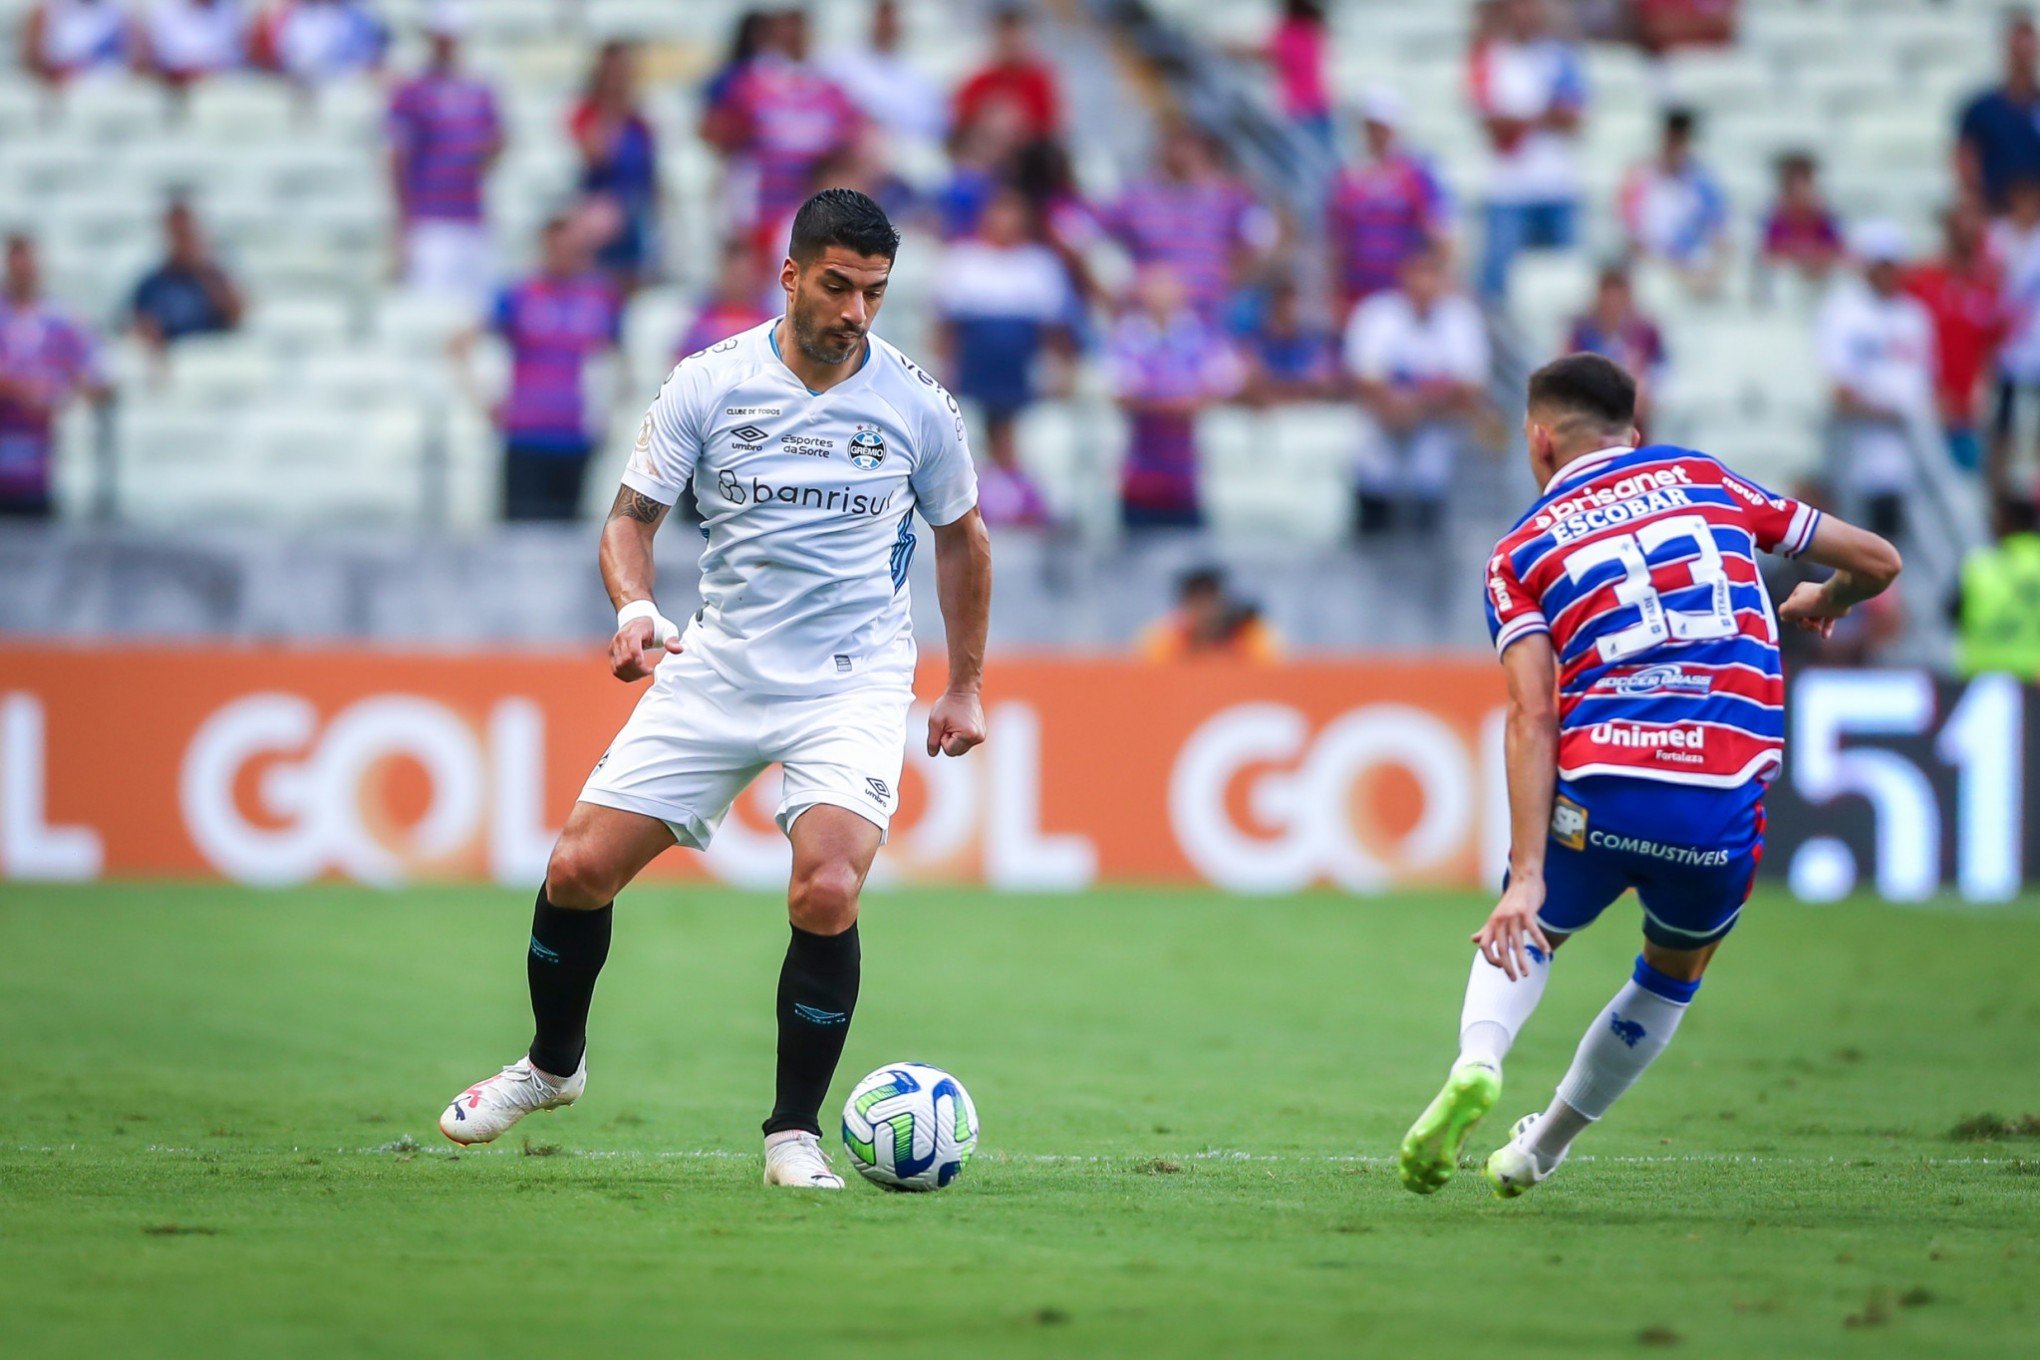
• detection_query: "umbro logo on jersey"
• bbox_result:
[850,428,886,470]
[865,777,893,804]
[731,424,770,444]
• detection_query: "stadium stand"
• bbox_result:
[0,0,2013,660]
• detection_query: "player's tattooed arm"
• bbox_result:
[608,485,669,526]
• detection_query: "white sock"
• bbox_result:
[1531,957,1699,1164]
[1456,943,1552,1069]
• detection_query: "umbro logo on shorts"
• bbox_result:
[731,424,770,444]
[865,777,892,804]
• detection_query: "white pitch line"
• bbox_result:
[7,1144,2032,1168]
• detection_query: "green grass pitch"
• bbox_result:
[2,882,2035,1359]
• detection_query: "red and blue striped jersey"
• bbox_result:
[1485,444,1820,791]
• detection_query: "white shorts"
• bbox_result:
[577,651,908,849]
[404,220,495,312]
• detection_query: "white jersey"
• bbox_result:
[623,320,979,698]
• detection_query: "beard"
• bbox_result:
[790,300,865,366]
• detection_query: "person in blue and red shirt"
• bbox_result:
[1108,263,1242,529]
[386,5,502,308]
[675,238,776,364]
[1102,126,1277,322]
[701,8,861,264]
[1398,353,1902,1201]
[570,40,661,292]
[0,234,111,517]
[1325,87,1451,312]
[1566,266,1666,435]
[454,217,623,522]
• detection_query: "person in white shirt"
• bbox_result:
[1469,0,1587,299]
[934,185,1072,526]
[437,190,992,1193]
[267,0,386,84]
[139,0,248,86]
[1816,220,1939,540]
[830,0,947,146]
[1344,243,1491,535]
[21,0,129,84]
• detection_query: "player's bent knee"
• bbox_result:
[545,842,623,910]
[788,861,861,935]
[1640,938,1718,982]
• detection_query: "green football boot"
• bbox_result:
[1397,1058,1501,1194]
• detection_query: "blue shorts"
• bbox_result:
[1532,794,1765,949]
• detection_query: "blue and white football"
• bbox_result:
[842,1062,978,1191]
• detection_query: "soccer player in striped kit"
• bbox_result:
[1399,353,1902,1197]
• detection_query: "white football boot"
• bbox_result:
[438,1055,585,1146]
[762,1130,845,1189]
[1484,1113,1566,1198]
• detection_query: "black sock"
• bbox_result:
[763,922,861,1136]
[526,887,612,1079]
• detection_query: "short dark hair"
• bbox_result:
[787,187,901,263]
[1664,107,1697,139]
[1178,565,1226,598]
[1527,353,1637,432]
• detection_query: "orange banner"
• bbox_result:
[0,646,1509,891]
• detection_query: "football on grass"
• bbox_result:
[842,1063,978,1191]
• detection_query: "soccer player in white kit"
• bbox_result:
[438,190,993,1189]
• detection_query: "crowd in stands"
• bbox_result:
[4,0,2040,617]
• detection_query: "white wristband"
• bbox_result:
[617,599,679,646]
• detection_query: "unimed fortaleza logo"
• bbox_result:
[1166,702,1504,893]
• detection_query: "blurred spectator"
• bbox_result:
[20,0,130,84]
[1325,87,1452,312]
[1903,199,2006,473]
[1468,0,1586,299]
[1235,1,1333,154]
[570,41,660,292]
[138,0,249,86]
[1109,264,1242,530]
[1956,9,2040,215]
[1759,152,1844,283]
[1566,266,1666,435]
[702,8,861,258]
[386,5,502,308]
[1139,566,1283,662]
[1629,0,1737,56]
[0,234,110,518]
[934,186,1070,528]
[128,199,245,354]
[258,0,386,86]
[833,0,947,146]
[1012,138,1106,306]
[1954,496,2040,677]
[953,5,1061,141]
[676,239,775,360]
[1237,276,1337,406]
[1102,127,1277,322]
[1344,243,1490,535]
[1816,221,1938,540]
[934,98,1029,239]
[453,217,623,523]
[1618,108,1727,295]
[702,8,772,112]
[1990,177,2040,497]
